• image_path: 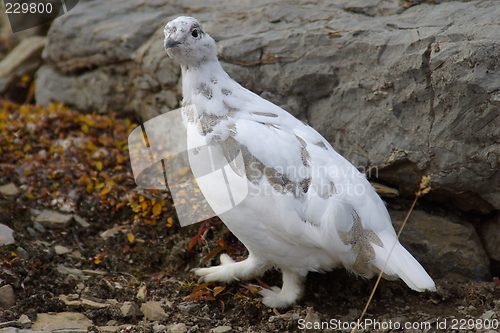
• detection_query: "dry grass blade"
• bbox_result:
[350,176,431,333]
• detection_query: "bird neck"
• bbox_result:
[180,59,236,112]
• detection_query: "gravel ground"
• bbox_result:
[0,101,499,332]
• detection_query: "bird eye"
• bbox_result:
[191,29,198,38]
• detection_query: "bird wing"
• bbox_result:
[202,92,397,267]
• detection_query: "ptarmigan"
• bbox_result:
[163,16,436,308]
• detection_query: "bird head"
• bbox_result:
[164,16,218,67]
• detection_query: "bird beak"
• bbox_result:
[165,38,181,49]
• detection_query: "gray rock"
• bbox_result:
[136,283,147,302]
[54,245,71,255]
[480,213,500,262]
[140,301,168,321]
[167,323,188,333]
[72,215,90,228]
[0,36,46,93]
[0,327,18,333]
[0,183,20,196]
[0,224,15,246]
[97,325,130,333]
[302,307,322,333]
[481,309,496,320]
[390,210,490,281]
[99,225,130,239]
[35,0,500,215]
[268,313,300,322]
[14,247,29,260]
[307,2,500,214]
[17,315,32,328]
[56,265,88,281]
[31,312,91,331]
[81,298,110,309]
[176,302,201,315]
[33,209,72,229]
[32,221,46,233]
[0,321,18,330]
[0,284,15,309]
[42,1,178,72]
[211,326,232,333]
[153,323,166,332]
[81,269,107,277]
[36,0,180,113]
[58,294,82,308]
[120,302,142,317]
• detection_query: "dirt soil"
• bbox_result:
[0,101,499,332]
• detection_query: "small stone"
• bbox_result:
[121,302,142,317]
[69,250,83,259]
[167,323,187,333]
[0,183,20,196]
[98,326,122,332]
[392,315,409,324]
[54,245,71,255]
[268,313,299,322]
[73,214,90,228]
[32,312,91,331]
[56,265,88,280]
[81,269,108,276]
[136,283,147,301]
[0,321,18,330]
[32,221,46,233]
[26,227,36,237]
[303,307,322,333]
[29,209,41,216]
[14,247,29,260]
[176,302,200,315]
[0,284,15,308]
[99,225,130,239]
[59,294,82,308]
[17,314,31,328]
[481,310,495,320]
[0,224,15,246]
[162,300,173,309]
[34,209,73,229]
[0,327,18,333]
[113,281,124,290]
[211,326,232,333]
[152,323,166,332]
[81,298,109,309]
[0,36,46,88]
[140,301,168,321]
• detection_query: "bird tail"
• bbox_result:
[374,241,436,292]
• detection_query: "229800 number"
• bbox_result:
[451,319,499,330]
[6,2,53,14]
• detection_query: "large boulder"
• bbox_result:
[36,0,181,115]
[307,1,500,215]
[34,0,499,280]
[35,0,500,215]
[391,210,490,281]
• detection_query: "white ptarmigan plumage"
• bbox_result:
[164,16,436,308]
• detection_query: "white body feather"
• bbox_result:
[164,16,435,308]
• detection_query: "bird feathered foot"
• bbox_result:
[259,269,305,309]
[193,253,268,283]
[193,254,304,308]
